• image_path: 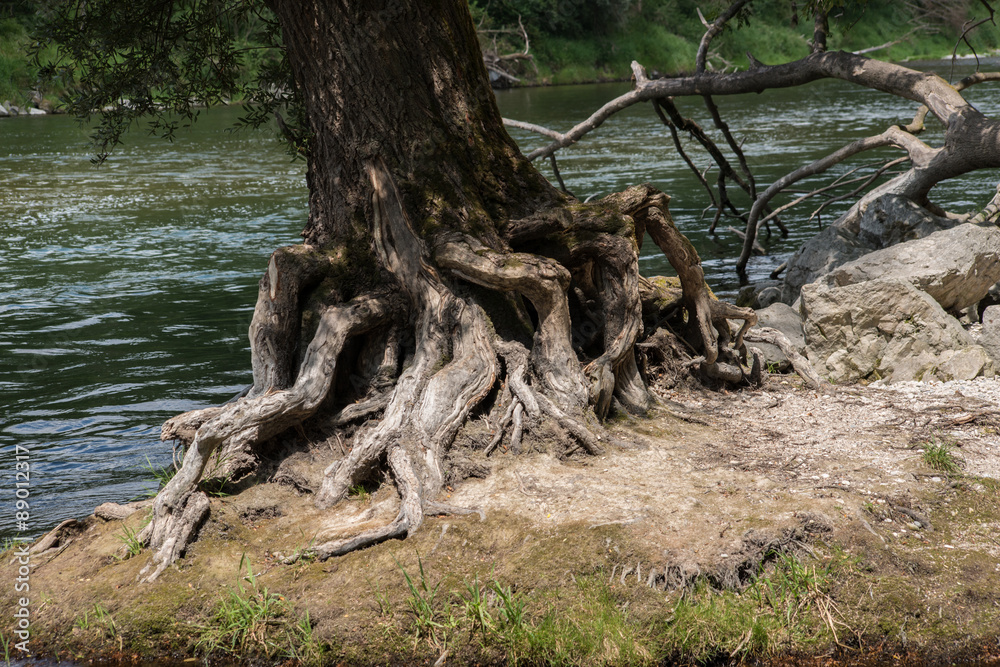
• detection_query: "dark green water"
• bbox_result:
[1,110,307,533]
[3,58,999,539]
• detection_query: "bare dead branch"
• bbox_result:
[514,52,972,163]
[702,94,760,200]
[906,71,1000,133]
[969,181,1000,224]
[728,226,765,255]
[806,161,909,224]
[504,118,565,142]
[653,100,719,214]
[951,1,996,79]
[486,64,521,84]
[696,0,752,74]
[653,98,749,197]
[737,127,933,277]
[852,27,925,56]
[480,14,535,84]
[756,157,909,228]
[549,154,574,196]
[652,98,747,228]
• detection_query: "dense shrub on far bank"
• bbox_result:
[472,0,1000,85]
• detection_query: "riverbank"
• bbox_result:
[4,1,1000,115]
[474,0,1000,87]
[4,374,1000,666]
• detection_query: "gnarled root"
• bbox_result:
[744,327,824,390]
[139,294,396,581]
[435,239,606,454]
[308,445,423,560]
[435,233,589,411]
[617,186,758,384]
[143,168,762,572]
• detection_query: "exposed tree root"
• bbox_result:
[308,445,423,561]
[135,166,763,578]
[744,327,824,390]
[139,293,398,581]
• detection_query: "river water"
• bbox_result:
[2,59,999,539]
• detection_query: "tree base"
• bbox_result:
[136,170,759,580]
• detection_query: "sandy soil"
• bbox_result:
[6,374,1000,664]
[437,376,1000,575]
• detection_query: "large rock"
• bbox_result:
[856,194,959,249]
[782,225,872,301]
[821,223,1000,312]
[977,305,1000,364]
[737,280,783,309]
[800,279,994,384]
[782,194,960,303]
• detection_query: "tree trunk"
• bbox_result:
[137,0,756,581]
[268,0,556,248]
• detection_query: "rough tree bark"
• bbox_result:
[134,0,757,581]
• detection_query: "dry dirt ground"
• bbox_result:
[5,374,1000,665]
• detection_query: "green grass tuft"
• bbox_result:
[1,630,11,665]
[198,554,327,663]
[922,439,962,474]
[114,522,146,560]
[74,604,117,639]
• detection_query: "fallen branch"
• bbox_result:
[736,126,933,279]
[744,327,823,390]
[728,225,765,255]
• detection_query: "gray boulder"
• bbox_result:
[782,194,961,302]
[737,280,783,309]
[821,223,1000,313]
[0,103,8,118]
[857,194,959,249]
[800,279,994,384]
[977,305,1000,365]
[782,225,871,301]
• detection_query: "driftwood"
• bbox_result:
[744,327,823,390]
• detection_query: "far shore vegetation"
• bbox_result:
[2,0,999,108]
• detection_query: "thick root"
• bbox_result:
[309,445,424,560]
[140,294,396,581]
[316,165,499,509]
[145,168,762,571]
[434,233,589,411]
[617,186,758,382]
[744,327,824,389]
[571,233,648,417]
[138,491,209,582]
[250,245,335,396]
